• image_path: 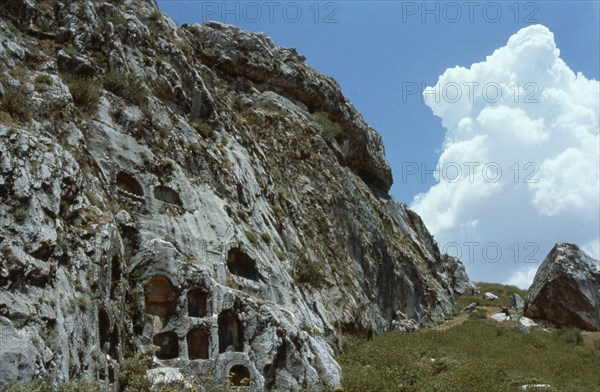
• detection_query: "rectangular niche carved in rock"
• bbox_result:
[186,328,209,360]
[153,331,179,359]
[187,288,208,318]
[218,309,244,353]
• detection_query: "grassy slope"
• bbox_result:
[338,283,600,392]
[452,283,528,315]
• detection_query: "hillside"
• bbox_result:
[339,283,600,392]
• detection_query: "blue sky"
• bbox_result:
[157,1,600,286]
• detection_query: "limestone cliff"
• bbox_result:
[0,0,471,389]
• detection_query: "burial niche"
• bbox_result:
[186,328,209,360]
[144,276,174,319]
[153,185,183,206]
[116,172,144,197]
[98,308,119,359]
[98,308,111,353]
[227,247,258,280]
[218,310,243,353]
[153,331,179,359]
[119,225,141,251]
[110,255,122,298]
[187,288,208,318]
[229,364,251,386]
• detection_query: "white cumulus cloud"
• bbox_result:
[504,266,539,290]
[412,25,600,283]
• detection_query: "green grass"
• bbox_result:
[5,377,105,392]
[119,355,153,391]
[293,255,326,288]
[34,74,52,91]
[339,320,600,391]
[338,283,599,392]
[313,111,342,140]
[68,79,101,114]
[0,85,32,122]
[192,122,216,140]
[245,230,258,245]
[260,232,271,244]
[148,9,163,21]
[101,71,148,106]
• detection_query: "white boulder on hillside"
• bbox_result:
[484,292,499,301]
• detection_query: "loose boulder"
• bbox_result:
[491,312,510,322]
[460,302,477,314]
[484,292,499,301]
[507,293,524,310]
[524,243,600,331]
[518,317,537,333]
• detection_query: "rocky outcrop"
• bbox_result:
[0,0,465,389]
[439,254,478,295]
[524,243,600,331]
[192,22,393,191]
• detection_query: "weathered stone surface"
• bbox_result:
[439,254,478,295]
[518,317,537,333]
[524,243,600,331]
[192,22,393,191]
[484,292,499,301]
[0,0,468,390]
[460,302,477,314]
[520,384,552,390]
[490,312,509,322]
[507,293,524,310]
[392,311,419,332]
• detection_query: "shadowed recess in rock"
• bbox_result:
[186,327,209,360]
[218,309,244,353]
[227,247,258,280]
[153,331,179,359]
[263,337,287,389]
[153,185,183,206]
[229,364,251,386]
[98,308,119,359]
[98,308,111,353]
[144,276,174,319]
[119,225,141,250]
[110,255,122,298]
[187,288,208,318]
[116,172,143,197]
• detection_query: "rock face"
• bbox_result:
[524,243,600,331]
[0,0,468,390]
[439,254,478,295]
